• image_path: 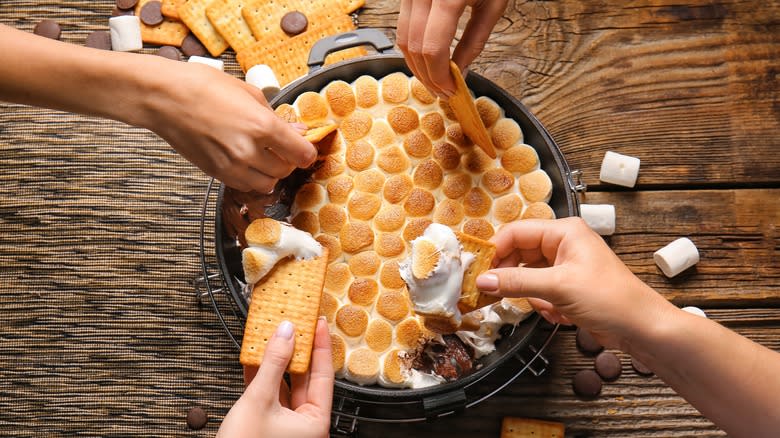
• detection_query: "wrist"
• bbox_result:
[617,281,681,358]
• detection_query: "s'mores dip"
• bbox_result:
[240,72,555,388]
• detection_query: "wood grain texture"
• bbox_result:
[362,0,780,188]
[0,0,778,437]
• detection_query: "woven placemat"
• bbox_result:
[0,2,247,435]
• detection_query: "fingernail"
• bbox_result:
[318,315,327,322]
[476,273,499,293]
[275,320,294,339]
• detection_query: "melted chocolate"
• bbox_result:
[410,335,475,381]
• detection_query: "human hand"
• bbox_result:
[475,218,677,351]
[138,59,316,193]
[217,318,334,438]
[396,0,508,98]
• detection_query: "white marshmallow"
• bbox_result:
[681,306,707,318]
[599,151,640,187]
[246,64,281,101]
[653,237,699,277]
[108,16,142,52]
[188,56,224,71]
[580,204,616,236]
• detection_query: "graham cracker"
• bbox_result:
[236,15,364,83]
[239,250,329,374]
[178,0,230,56]
[161,0,186,19]
[205,0,256,52]
[447,61,497,158]
[501,417,565,438]
[455,231,499,313]
[136,0,190,46]
[242,0,360,42]
[304,123,338,143]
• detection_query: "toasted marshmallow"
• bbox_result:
[580,204,616,236]
[378,350,411,388]
[108,16,142,52]
[654,237,699,277]
[600,151,640,187]
[241,219,323,284]
[245,64,280,101]
[344,348,380,386]
[455,306,503,358]
[400,224,475,329]
[188,56,224,71]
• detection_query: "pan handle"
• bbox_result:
[307,28,395,73]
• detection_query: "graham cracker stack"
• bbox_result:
[456,231,499,314]
[242,0,363,42]
[178,0,230,56]
[205,0,256,52]
[501,417,565,438]
[239,249,330,374]
[161,0,186,19]
[136,0,190,46]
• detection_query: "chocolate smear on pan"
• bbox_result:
[407,335,475,381]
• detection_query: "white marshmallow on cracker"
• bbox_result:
[600,151,640,187]
[108,16,142,52]
[241,218,323,284]
[580,204,616,236]
[188,55,224,71]
[682,306,707,318]
[653,237,699,277]
[246,64,281,102]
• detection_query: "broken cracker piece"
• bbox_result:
[455,231,498,313]
[501,417,565,438]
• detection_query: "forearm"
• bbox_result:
[0,24,157,127]
[627,307,780,437]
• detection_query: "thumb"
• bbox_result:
[476,266,564,304]
[246,320,295,403]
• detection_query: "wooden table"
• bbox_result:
[0,0,777,436]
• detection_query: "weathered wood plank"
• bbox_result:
[361,0,780,188]
[361,312,780,437]
[583,189,779,306]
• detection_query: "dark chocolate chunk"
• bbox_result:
[186,407,208,430]
[572,369,602,398]
[34,19,61,40]
[116,0,139,9]
[576,327,603,356]
[181,33,207,57]
[85,31,112,50]
[140,1,164,26]
[594,351,622,381]
[156,45,182,61]
[631,356,654,376]
[280,11,308,36]
[112,5,135,16]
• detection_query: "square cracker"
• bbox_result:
[242,0,359,43]
[455,231,499,313]
[239,250,329,374]
[135,0,190,46]
[501,417,565,438]
[206,0,256,53]
[178,0,230,56]
[161,0,186,19]
[447,61,497,158]
[236,14,364,82]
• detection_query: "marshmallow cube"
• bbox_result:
[580,204,616,236]
[246,64,281,102]
[654,237,699,277]
[188,56,224,71]
[600,151,641,187]
[681,306,707,318]
[108,16,142,52]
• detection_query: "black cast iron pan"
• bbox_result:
[215,29,579,411]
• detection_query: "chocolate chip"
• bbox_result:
[186,407,208,430]
[181,34,207,57]
[111,6,135,16]
[631,356,654,376]
[280,11,308,36]
[594,351,622,381]
[85,31,112,50]
[572,369,602,398]
[116,0,139,9]
[576,327,603,356]
[140,1,164,26]
[34,19,61,40]
[156,45,182,61]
